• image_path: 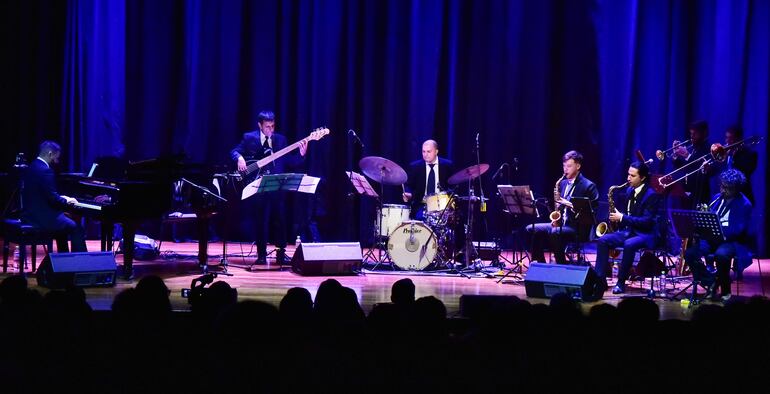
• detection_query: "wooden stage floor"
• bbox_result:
[3,240,768,320]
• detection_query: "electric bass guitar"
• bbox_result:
[238,127,330,185]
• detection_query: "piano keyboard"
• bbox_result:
[74,201,102,211]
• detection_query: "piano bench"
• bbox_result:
[1,219,55,274]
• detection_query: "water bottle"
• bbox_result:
[295,235,302,246]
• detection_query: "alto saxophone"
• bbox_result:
[550,174,566,227]
[595,181,629,238]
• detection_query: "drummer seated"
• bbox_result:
[402,139,455,217]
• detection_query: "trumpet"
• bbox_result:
[550,174,566,227]
[595,181,629,238]
[658,135,764,189]
[655,139,692,161]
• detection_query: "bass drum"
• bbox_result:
[387,221,437,270]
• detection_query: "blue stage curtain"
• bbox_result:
[4,0,766,251]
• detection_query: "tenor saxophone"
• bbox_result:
[595,181,629,237]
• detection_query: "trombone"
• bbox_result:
[655,139,692,161]
[658,135,764,188]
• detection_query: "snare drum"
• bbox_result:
[424,192,454,213]
[376,204,411,237]
[387,221,437,270]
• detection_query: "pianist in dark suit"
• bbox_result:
[230,110,308,268]
[21,141,87,252]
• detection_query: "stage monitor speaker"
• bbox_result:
[291,242,362,276]
[36,252,118,289]
[524,262,598,301]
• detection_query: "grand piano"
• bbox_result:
[58,156,219,279]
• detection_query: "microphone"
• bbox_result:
[492,163,508,179]
[348,129,364,148]
[513,158,519,171]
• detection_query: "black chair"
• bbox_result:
[2,218,54,273]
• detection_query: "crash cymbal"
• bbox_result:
[447,164,490,185]
[359,156,408,185]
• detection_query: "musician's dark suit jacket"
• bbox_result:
[404,158,455,213]
[673,140,716,205]
[557,173,599,234]
[711,192,753,272]
[617,184,662,240]
[727,148,758,203]
[230,131,303,174]
[21,159,69,229]
[20,159,86,252]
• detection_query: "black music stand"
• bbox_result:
[668,209,725,303]
[347,171,389,269]
[178,177,230,275]
[496,185,537,283]
[248,173,307,271]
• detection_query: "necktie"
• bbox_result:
[262,137,271,155]
[427,164,436,195]
[629,192,637,213]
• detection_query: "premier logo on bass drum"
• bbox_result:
[402,228,422,234]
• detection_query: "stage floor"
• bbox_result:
[3,240,767,320]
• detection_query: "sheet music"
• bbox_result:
[298,175,321,194]
[242,174,321,200]
[346,171,379,198]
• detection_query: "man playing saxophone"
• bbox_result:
[526,151,599,265]
[594,161,662,295]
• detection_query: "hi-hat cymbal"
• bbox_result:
[359,156,408,185]
[448,164,490,185]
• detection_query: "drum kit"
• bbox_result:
[358,155,489,272]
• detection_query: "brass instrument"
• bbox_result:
[550,174,566,227]
[655,139,693,161]
[595,181,629,237]
[658,135,763,189]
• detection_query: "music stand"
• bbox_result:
[178,177,230,275]
[496,185,537,283]
[347,171,388,267]
[245,173,316,271]
[668,209,725,302]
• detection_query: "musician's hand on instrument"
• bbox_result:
[672,141,688,158]
[557,198,573,209]
[609,209,623,222]
[298,140,308,156]
[62,196,78,205]
[402,192,412,202]
[237,156,247,172]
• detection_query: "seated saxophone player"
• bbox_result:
[684,169,752,302]
[526,150,598,264]
[594,161,662,295]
